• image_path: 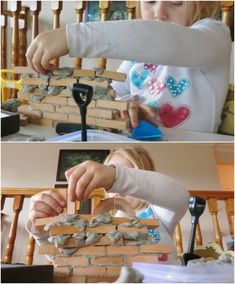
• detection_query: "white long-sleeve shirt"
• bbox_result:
[66,19,232,133]
[109,164,189,260]
[27,165,189,261]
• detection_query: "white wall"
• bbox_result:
[2,142,221,189]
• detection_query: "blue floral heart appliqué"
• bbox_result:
[131,70,150,89]
[166,76,190,97]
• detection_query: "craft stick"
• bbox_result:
[49,78,78,86]
[96,100,128,111]
[95,118,128,131]
[117,226,148,234]
[86,225,117,234]
[95,70,126,82]
[72,69,96,77]
[21,77,44,85]
[13,66,35,74]
[50,225,85,236]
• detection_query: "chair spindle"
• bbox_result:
[74,1,85,68]
[208,197,223,248]
[98,1,110,69]
[195,223,203,246]
[29,1,41,40]
[4,195,24,264]
[51,1,63,67]
[18,7,29,66]
[225,198,234,239]
[174,223,183,255]
[1,11,7,69]
[25,234,36,265]
[126,1,136,20]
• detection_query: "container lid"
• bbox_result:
[47,129,134,142]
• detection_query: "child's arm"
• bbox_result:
[66,161,189,235]
[109,163,189,236]
[67,19,231,69]
[27,19,231,74]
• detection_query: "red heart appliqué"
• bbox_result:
[158,103,191,128]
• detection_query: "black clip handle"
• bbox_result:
[72,83,93,141]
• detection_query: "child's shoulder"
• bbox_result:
[191,18,230,34]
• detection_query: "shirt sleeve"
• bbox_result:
[66,19,231,69]
[108,164,189,235]
[111,61,131,99]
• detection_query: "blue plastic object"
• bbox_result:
[129,120,164,141]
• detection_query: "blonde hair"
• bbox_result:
[104,146,155,210]
[185,1,220,25]
[136,1,220,26]
[104,146,155,171]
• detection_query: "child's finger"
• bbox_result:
[32,49,48,74]
[120,110,132,131]
[49,190,66,207]
[141,104,158,118]
[129,102,139,128]
[41,51,57,71]
[67,166,87,202]
[26,44,37,69]
[30,192,63,215]
[29,210,54,223]
[30,200,58,216]
[75,171,93,200]
[139,105,159,127]
[65,164,79,180]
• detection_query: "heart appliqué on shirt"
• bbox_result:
[166,76,190,97]
[158,103,191,127]
[129,61,136,69]
[148,77,166,98]
[144,63,158,74]
[131,70,150,89]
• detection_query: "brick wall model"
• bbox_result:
[15,67,129,131]
[36,215,172,283]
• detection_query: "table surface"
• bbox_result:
[1,123,234,142]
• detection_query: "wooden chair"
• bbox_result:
[174,190,234,255]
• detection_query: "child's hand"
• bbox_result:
[121,102,158,129]
[26,28,69,74]
[65,161,116,202]
[28,190,66,230]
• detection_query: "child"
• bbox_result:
[27,146,189,261]
[26,1,232,133]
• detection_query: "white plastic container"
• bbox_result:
[47,129,134,142]
[132,262,234,283]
